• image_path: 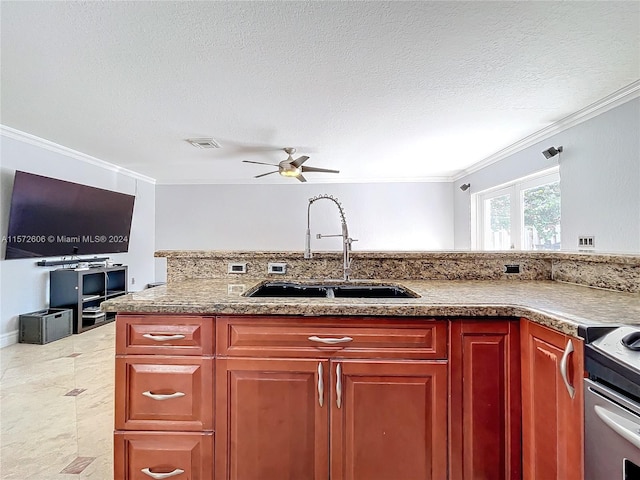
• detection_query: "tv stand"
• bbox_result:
[49,266,128,333]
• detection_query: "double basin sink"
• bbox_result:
[244,281,419,299]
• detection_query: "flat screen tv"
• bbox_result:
[4,171,135,259]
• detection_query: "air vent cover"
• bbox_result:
[186,138,222,149]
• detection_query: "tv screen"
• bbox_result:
[4,171,135,259]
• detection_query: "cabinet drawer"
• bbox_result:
[217,316,447,359]
[114,431,213,480]
[116,314,214,355]
[115,356,214,431]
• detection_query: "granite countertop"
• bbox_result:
[101,278,640,337]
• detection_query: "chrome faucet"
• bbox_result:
[304,194,357,281]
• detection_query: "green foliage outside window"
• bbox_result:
[524,182,561,247]
[488,181,561,249]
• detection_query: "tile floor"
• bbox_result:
[1,322,115,479]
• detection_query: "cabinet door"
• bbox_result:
[330,359,448,480]
[449,320,521,480]
[215,358,329,480]
[521,320,584,480]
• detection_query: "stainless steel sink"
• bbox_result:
[243,281,420,299]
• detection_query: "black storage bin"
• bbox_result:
[19,308,73,344]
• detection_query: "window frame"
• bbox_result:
[472,167,560,250]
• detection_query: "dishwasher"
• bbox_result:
[584,326,640,480]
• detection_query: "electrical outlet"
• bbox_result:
[131,277,135,285]
[228,284,246,295]
[227,262,248,274]
[268,262,287,274]
[504,264,520,274]
[578,236,595,249]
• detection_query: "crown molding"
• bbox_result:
[0,125,156,184]
[453,80,640,181]
[154,175,454,185]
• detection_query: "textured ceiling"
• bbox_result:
[1,1,639,184]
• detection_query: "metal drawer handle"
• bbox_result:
[594,405,640,449]
[141,467,185,479]
[308,336,353,345]
[318,362,324,407]
[142,391,186,401]
[559,339,576,399]
[143,333,186,342]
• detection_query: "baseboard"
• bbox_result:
[0,330,19,348]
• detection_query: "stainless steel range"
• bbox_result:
[584,326,640,480]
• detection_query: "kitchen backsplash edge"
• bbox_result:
[157,250,640,293]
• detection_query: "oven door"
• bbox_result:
[584,379,640,480]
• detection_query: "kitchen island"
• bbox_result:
[103,250,640,480]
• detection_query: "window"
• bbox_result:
[473,168,560,250]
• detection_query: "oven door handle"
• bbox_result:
[594,405,640,449]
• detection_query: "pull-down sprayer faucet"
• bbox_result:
[304,195,357,281]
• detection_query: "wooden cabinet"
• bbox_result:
[116,314,214,355]
[521,319,584,480]
[114,314,215,480]
[330,359,447,480]
[216,315,447,359]
[115,356,214,431]
[215,316,448,480]
[113,312,582,480]
[114,431,213,480]
[449,320,522,480]
[215,358,329,480]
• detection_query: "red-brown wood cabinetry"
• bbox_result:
[449,320,522,480]
[114,431,213,480]
[113,312,582,480]
[330,359,447,480]
[215,357,329,480]
[521,319,584,480]
[114,314,215,479]
[215,316,448,480]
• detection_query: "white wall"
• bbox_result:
[0,132,156,347]
[155,182,454,280]
[454,98,640,253]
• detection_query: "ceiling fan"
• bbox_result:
[243,148,339,182]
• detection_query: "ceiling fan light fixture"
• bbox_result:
[280,166,302,177]
[244,147,337,182]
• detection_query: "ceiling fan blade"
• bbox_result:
[254,171,279,178]
[301,166,340,174]
[291,155,310,168]
[243,160,280,167]
[296,174,307,183]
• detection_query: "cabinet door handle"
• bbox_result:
[141,467,185,479]
[336,363,342,409]
[318,362,324,407]
[142,391,186,401]
[142,333,186,342]
[559,339,576,399]
[308,336,353,345]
